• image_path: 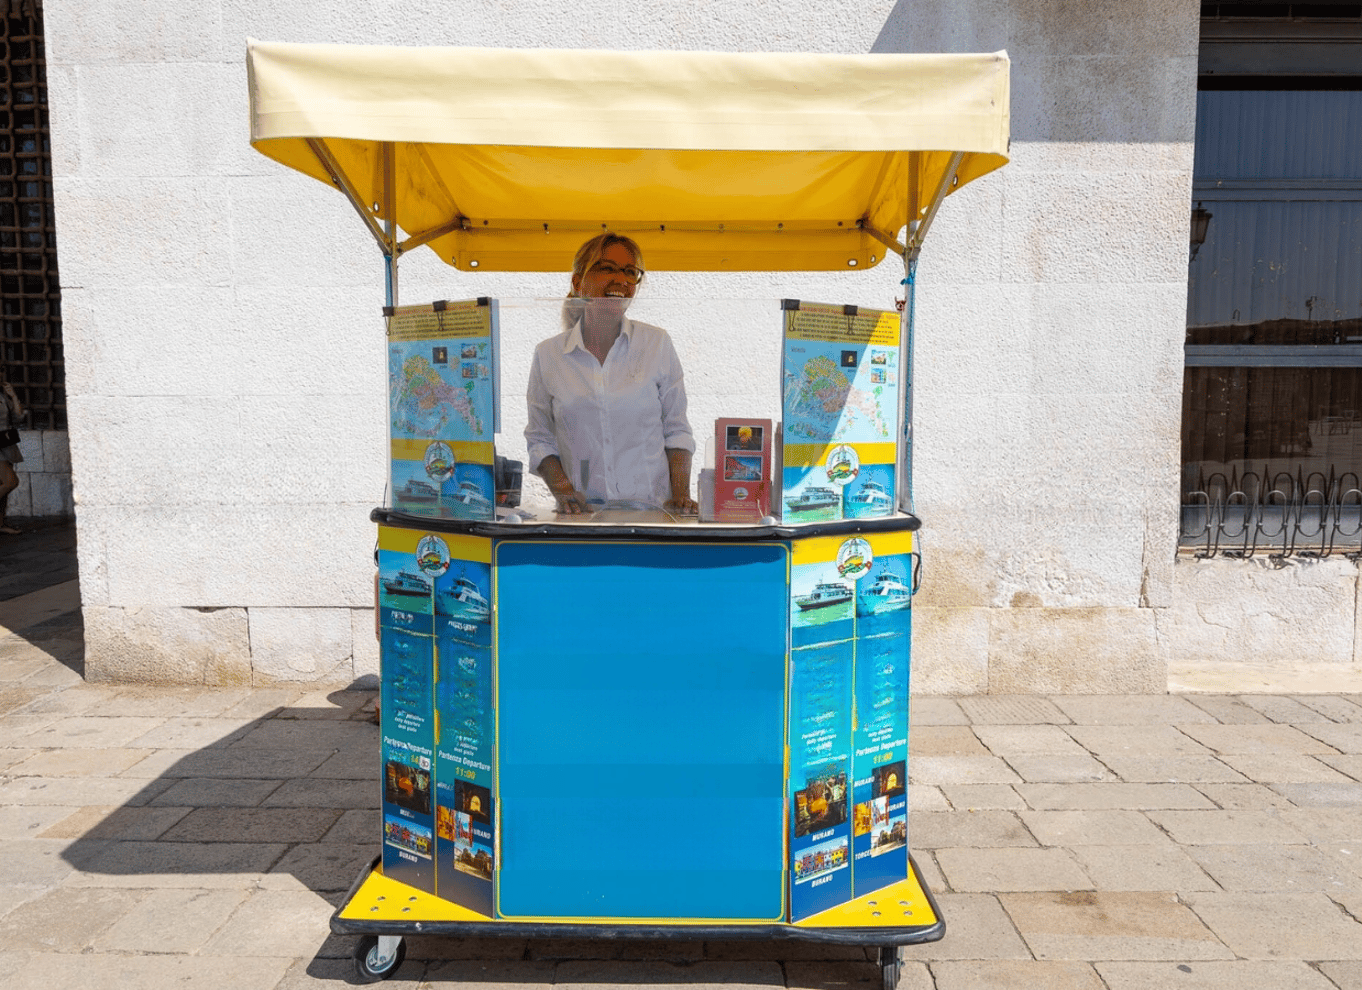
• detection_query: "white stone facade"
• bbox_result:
[5,430,74,519]
[44,0,1358,690]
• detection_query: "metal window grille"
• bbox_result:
[0,2,62,431]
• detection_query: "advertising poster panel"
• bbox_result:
[433,537,495,916]
[780,300,901,522]
[789,531,914,919]
[388,298,499,520]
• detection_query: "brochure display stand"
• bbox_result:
[245,38,1010,986]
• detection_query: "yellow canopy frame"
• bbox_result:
[246,41,1010,289]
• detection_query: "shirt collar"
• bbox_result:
[562,315,633,354]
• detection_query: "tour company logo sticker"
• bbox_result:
[836,537,873,580]
[415,535,451,577]
[826,444,859,485]
[424,441,456,483]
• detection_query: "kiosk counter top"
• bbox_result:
[371,504,922,542]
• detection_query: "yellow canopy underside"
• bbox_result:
[247,42,1010,273]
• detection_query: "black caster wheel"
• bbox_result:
[353,933,406,983]
[877,945,901,990]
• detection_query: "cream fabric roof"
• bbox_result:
[247,41,1010,272]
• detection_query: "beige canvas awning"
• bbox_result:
[247,41,1010,273]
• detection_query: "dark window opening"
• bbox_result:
[0,5,62,431]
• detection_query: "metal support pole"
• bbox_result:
[382,142,398,309]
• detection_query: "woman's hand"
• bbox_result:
[537,455,589,515]
[664,496,698,517]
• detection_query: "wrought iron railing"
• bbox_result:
[1181,465,1362,558]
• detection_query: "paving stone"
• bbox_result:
[1194,783,1296,810]
[1301,723,1362,754]
[935,847,1092,892]
[0,885,47,924]
[263,776,378,808]
[20,715,167,748]
[0,746,36,770]
[1000,891,1234,961]
[909,697,968,726]
[0,885,144,951]
[1294,695,1362,723]
[1185,843,1359,891]
[107,685,254,718]
[0,804,74,839]
[1097,960,1338,989]
[1271,782,1362,806]
[0,950,293,990]
[908,811,1037,849]
[148,777,284,807]
[1099,755,1248,784]
[146,746,335,779]
[231,717,376,749]
[93,887,248,953]
[1280,808,1362,843]
[941,785,1026,811]
[1067,844,1220,892]
[15,685,123,715]
[1335,890,1362,922]
[1318,961,1362,990]
[900,893,1031,961]
[1184,891,1362,958]
[125,716,256,749]
[1018,783,1216,811]
[311,743,378,779]
[1183,696,1274,724]
[913,850,948,894]
[63,840,288,888]
[1004,755,1116,783]
[0,837,87,885]
[8,746,155,776]
[218,688,306,720]
[957,697,1069,725]
[931,960,1106,990]
[909,756,1021,786]
[201,888,336,957]
[908,784,951,811]
[1065,725,1213,757]
[0,714,57,747]
[1217,753,1353,783]
[1049,696,1218,726]
[908,725,989,756]
[1177,723,1341,756]
[162,806,341,843]
[260,842,374,892]
[972,725,1088,756]
[39,804,190,840]
[1145,810,1310,845]
[0,686,46,716]
[320,808,376,843]
[1318,754,1362,781]
[1237,695,1332,724]
[1021,810,1169,847]
[0,659,48,682]
[286,688,374,719]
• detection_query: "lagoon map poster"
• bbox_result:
[388,299,499,520]
[780,300,900,522]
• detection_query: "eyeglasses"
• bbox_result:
[588,260,644,284]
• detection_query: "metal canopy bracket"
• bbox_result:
[306,137,391,252]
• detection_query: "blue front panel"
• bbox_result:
[495,541,788,920]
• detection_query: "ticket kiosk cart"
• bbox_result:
[246,42,1010,985]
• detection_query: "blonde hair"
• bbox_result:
[561,232,645,330]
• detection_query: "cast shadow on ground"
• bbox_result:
[51,687,881,986]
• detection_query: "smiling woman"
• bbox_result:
[524,232,698,517]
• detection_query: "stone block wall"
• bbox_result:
[5,430,74,521]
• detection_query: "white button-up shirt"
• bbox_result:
[525,318,694,506]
